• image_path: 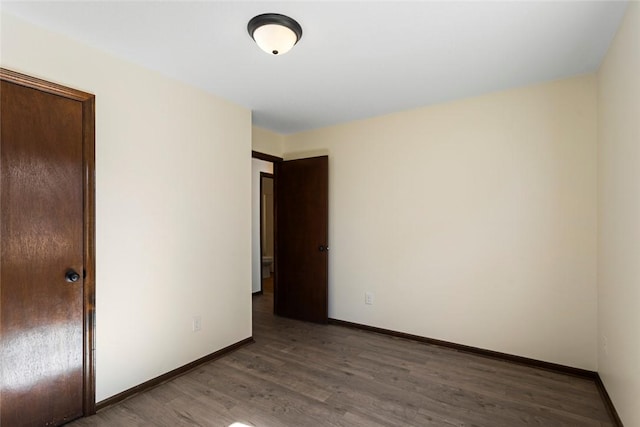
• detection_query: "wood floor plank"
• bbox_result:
[356,348,608,421]
[69,293,615,426]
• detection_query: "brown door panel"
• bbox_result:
[275,156,328,323]
[1,76,90,426]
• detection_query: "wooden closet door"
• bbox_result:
[1,78,86,426]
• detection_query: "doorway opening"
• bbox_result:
[252,151,281,303]
[260,172,275,295]
[251,150,329,324]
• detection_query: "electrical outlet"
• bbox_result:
[365,292,374,305]
[193,315,202,332]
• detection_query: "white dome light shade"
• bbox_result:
[248,14,303,56]
[253,24,298,55]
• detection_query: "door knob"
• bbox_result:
[65,269,80,283]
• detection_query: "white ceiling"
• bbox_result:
[2,1,628,134]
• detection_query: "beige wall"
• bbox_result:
[1,12,252,401]
[252,126,284,157]
[283,75,598,370]
[597,2,640,425]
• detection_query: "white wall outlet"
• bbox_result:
[192,315,202,332]
[365,292,374,305]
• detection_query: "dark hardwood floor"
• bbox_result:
[69,290,614,426]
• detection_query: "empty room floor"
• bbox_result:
[70,293,614,426]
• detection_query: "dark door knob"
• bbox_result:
[65,269,80,283]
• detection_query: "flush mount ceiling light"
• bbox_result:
[248,13,303,56]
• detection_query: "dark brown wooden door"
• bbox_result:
[275,156,328,323]
[1,79,87,426]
